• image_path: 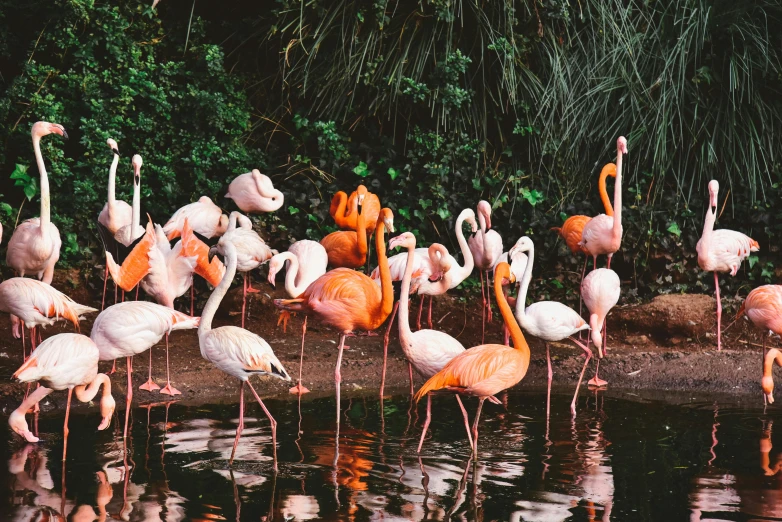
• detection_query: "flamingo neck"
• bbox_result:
[74,373,111,402]
[330,192,348,223]
[701,197,717,247]
[279,252,305,297]
[451,212,474,285]
[375,220,394,318]
[108,153,119,206]
[494,267,528,359]
[599,166,615,217]
[200,241,237,336]
[131,175,140,233]
[589,314,603,355]
[612,146,623,241]
[33,135,50,238]
[398,243,416,345]
[356,197,368,259]
[515,244,534,324]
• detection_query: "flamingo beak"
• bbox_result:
[55,125,69,139]
[111,148,120,156]
[208,246,219,263]
[267,269,277,287]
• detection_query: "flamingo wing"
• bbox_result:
[14,333,98,389]
[181,219,226,286]
[105,220,156,292]
[201,326,290,380]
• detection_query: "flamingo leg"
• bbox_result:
[417,294,425,331]
[109,359,117,375]
[335,334,346,426]
[471,398,486,456]
[588,358,608,388]
[606,255,612,269]
[455,395,474,451]
[289,316,310,395]
[485,271,493,324]
[427,296,433,330]
[245,272,260,293]
[714,271,722,351]
[246,381,279,472]
[763,336,767,405]
[190,285,195,317]
[503,324,510,347]
[417,394,432,453]
[579,255,588,340]
[62,388,73,462]
[139,344,159,392]
[480,271,486,344]
[408,362,415,397]
[546,343,552,421]
[21,321,26,361]
[160,333,181,395]
[31,326,37,352]
[135,285,139,300]
[229,381,245,466]
[380,301,399,398]
[569,337,592,415]
[102,265,109,311]
[123,356,132,439]
[241,274,247,329]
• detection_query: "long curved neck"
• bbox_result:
[131,177,140,232]
[701,201,716,245]
[108,154,119,205]
[515,245,534,322]
[375,220,394,318]
[398,244,416,344]
[356,200,368,258]
[599,168,614,217]
[32,135,50,237]
[200,242,237,335]
[495,268,529,357]
[280,252,304,296]
[612,149,623,238]
[764,348,782,380]
[74,373,111,402]
[478,210,490,250]
[452,213,474,282]
[330,192,348,222]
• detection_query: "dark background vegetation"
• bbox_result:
[0,0,780,304]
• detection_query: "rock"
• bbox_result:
[614,294,715,345]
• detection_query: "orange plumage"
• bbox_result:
[181,219,226,286]
[105,218,156,292]
[330,186,381,232]
[322,186,371,269]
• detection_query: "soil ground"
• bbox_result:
[0,271,774,416]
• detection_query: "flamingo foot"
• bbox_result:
[246,285,260,294]
[108,360,117,375]
[139,379,160,392]
[289,383,310,395]
[160,384,182,396]
[277,311,292,333]
[587,377,608,388]
[358,331,379,337]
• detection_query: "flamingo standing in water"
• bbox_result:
[579,137,627,269]
[275,208,395,425]
[201,236,291,469]
[321,186,371,269]
[225,169,284,213]
[221,211,275,327]
[8,333,115,462]
[97,138,131,309]
[467,200,503,343]
[6,122,67,337]
[91,301,199,438]
[414,262,529,455]
[581,268,621,387]
[267,240,328,394]
[734,285,782,403]
[697,180,759,351]
[510,237,592,415]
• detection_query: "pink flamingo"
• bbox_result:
[221,211,275,327]
[579,137,627,269]
[510,237,592,415]
[467,201,503,343]
[697,180,759,351]
[163,196,228,240]
[580,268,621,387]
[112,155,145,247]
[90,301,199,438]
[734,285,782,403]
[201,236,291,470]
[267,239,328,394]
[0,278,97,359]
[225,169,284,213]
[8,333,115,464]
[495,240,529,346]
[6,122,67,332]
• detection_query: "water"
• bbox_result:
[1,388,781,521]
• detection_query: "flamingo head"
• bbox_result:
[32,121,68,140]
[379,208,395,233]
[131,154,143,185]
[509,236,534,258]
[106,138,119,156]
[267,253,285,287]
[477,200,492,229]
[8,409,39,443]
[429,244,453,280]
[215,214,230,236]
[708,180,719,212]
[464,209,478,233]
[98,394,116,431]
[356,185,369,206]
[495,262,515,286]
[389,231,415,251]
[763,375,775,404]
[617,136,628,155]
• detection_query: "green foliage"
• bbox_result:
[10,164,36,201]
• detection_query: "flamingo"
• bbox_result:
[163,195,228,240]
[321,186,370,269]
[389,232,480,452]
[221,211,275,327]
[697,180,759,351]
[112,154,145,248]
[734,285,782,403]
[6,122,67,333]
[225,169,284,213]
[330,186,381,231]
[275,208,395,425]
[467,200,503,343]
[91,301,199,437]
[494,242,529,346]
[581,267,621,387]
[267,240,328,394]
[510,236,593,415]
[414,261,529,455]
[0,278,97,359]
[8,333,115,464]
[201,236,291,470]
[579,137,628,269]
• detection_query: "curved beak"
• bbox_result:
[208,246,219,263]
[267,270,276,287]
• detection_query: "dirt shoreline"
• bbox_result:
[0,279,773,416]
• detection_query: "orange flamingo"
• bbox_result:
[735,285,782,403]
[330,186,381,232]
[321,186,371,269]
[414,261,530,455]
[275,208,395,424]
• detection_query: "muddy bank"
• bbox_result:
[0,280,773,416]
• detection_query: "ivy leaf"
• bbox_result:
[10,164,37,201]
[520,187,544,207]
[288,206,300,215]
[419,198,432,210]
[387,167,400,180]
[667,222,682,237]
[748,255,759,269]
[436,206,451,220]
[0,202,12,218]
[352,161,369,177]
[472,178,481,190]
[397,207,411,220]
[762,263,775,280]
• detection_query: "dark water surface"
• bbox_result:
[1,388,781,521]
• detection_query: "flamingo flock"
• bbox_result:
[2,123,776,469]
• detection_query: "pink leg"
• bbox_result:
[427,296,433,329]
[135,286,139,301]
[241,274,247,329]
[455,395,474,450]
[579,256,588,340]
[21,322,26,361]
[715,272,722,351]
[335,334,346,426]
[289,316,310,395]
[123,357,133,439]
[230,381,245,465]
[417,294,424,331]
[408,362,415,397]
[485,271,493,323]
[247,381,279,472]
[245,272,260,293]
[480,271,486,344]
[109,359,117,375]
[160,333,181,395]
[31,326,37,352]
[569,337,592,414]
[102,265,109,311]
[606,255,612,269]
[139,344,160,392]
[417,395,432,453]
[546,343,552,421]
[588,357,607,388]
[503,324,510,346]
[191,285,195,317]
[471,398,486,456]
[62,389,73,462]
[380,301,399,397]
